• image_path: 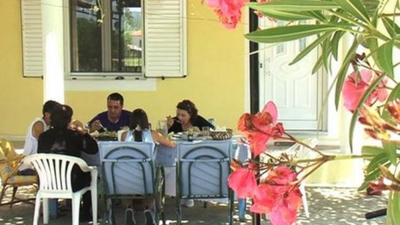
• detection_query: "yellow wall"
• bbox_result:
[0,1,44,136]
[0,1,246,137]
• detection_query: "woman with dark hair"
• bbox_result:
[37,104,98,222]
[167,99,214,133]
[121,108,175,148]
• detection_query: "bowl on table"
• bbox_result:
[210,129,232,140]
[95,131,118,141]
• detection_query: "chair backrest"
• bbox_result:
[24,153,89,192]
[0,139,18,161]
[263,138,319,179]
[272,138,318,159]
[98,142,155,196]
[231,139,250,162]
[177,140,231,199]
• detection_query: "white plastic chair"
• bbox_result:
[231,140,250,221]
[266,138,318,218]
[24,153,98,225]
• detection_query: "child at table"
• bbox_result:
[121,108,176,148]
[120,108,175,225]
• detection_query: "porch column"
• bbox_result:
[42,0,65,103]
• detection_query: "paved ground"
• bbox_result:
[0,186,387,225]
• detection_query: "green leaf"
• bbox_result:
[357,180,370,191]
[312,54,324,74]
[361,146,384,156]
[365,37,380,67]
[245,24,347,44]
[366,153,389,173]
[290,32,332,65]
[333,0,370,23]
[331,31,345,60]
[255,9,314,21]
[358,171,379,191]
[334,38,358,109]
[348,74,385,152]
[382,18,400,38]
[248,1,339,12]
[383,142,397,164]
[305,11,328,22]
[375,41,394,78]
[363,0,381,16]
[388,190,400,225]
[321,38,332,71]
[358,159,389,191]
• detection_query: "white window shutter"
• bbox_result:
[144,0,187,78]
[21,0,43,77]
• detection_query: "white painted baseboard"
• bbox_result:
[0,135,25,141]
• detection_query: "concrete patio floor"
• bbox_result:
[0,186,388,225]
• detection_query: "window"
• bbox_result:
[70,0,143,75]
[21,0,187,79]
[299,38,307,52]
[276,44,285,55]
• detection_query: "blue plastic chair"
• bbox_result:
[98,142,165,225]
[175,140,233,225]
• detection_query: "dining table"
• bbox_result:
[80,133,250,197]
[155,133,250,196]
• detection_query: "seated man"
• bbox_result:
[88,92,130,132]
[21,100,60,175]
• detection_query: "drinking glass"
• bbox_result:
[158,119,168,136]
[202,126,210,137]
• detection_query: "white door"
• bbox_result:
[259,20,324,130]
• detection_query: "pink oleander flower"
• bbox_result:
[250,166,302,225]
[227,167,257,198]
[367,177,387,195]
[205,0,248,29]
[342,69,388,112]
[238,113,252,135]
[238,101,285,156]
[247,132,272,156]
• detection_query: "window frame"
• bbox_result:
[64,0,145,79]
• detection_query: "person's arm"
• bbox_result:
[81,133,99,154]
[166,116,174,129]
[37,133,50,153]
[168,119,182,133]
[196,115,215,130]
[151,130,176,148]
[120,130,128,141]
[32,121,45,139]
[88,114,105,132]
[89,120,104,133]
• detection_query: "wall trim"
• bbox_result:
[65,79,157,91]
[1,135,25,141]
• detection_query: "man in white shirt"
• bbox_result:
[20,100,60,174]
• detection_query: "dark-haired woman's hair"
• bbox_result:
[51,105,72,129]
[176,100,198,123]
[129,108,150,142]
[42,100,61,115]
